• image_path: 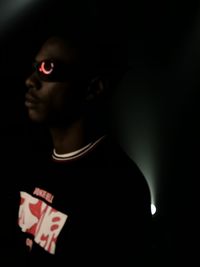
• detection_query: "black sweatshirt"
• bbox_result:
[1,135,152,266]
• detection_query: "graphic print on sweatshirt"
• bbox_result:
[18,191,68,254]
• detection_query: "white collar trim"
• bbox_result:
[52,135,106,161]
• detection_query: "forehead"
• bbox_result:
[35,37,79,63]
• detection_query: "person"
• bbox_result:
[3,29,153,266]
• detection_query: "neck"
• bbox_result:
[50,119,88,154]
[50,119,106,155]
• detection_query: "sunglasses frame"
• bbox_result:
[33,59,82,82]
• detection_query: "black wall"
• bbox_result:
[0,0,199,265]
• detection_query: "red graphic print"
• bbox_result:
[18,191,68,254]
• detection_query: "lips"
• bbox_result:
[25,92,39,108]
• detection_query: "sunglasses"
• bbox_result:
[33,59,82,82]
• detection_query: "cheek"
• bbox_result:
[48,83,80,112]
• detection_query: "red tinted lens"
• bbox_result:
[38,61,54,75]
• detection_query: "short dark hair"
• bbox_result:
[34,12,128,88]
[51,30,127,84]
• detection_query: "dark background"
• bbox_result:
[0,0,200,265]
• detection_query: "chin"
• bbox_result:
[27,109,46,123]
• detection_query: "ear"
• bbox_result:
[85,76,105,102]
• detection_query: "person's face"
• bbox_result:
[25,37,86,126]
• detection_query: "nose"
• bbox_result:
[25,72,41,90]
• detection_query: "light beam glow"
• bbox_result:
[0,0,44,34]
[151,203,156,215]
